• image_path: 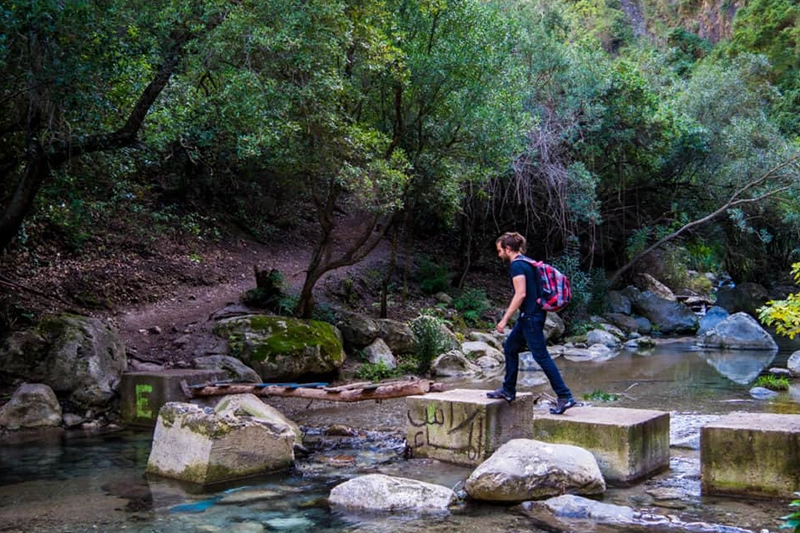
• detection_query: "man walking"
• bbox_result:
[487,231,576,414]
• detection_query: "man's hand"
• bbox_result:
[496,320,507,334]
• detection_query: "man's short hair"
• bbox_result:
[496,232,526,253]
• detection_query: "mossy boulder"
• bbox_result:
[213,315,345,381]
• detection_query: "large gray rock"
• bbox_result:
[0,314,127,408]
[697,312,778,351]
[430,350,482,377]
[0,383,62,430]
[789,350,800,377]
[586,329,620,348]
[715,282,768,316]
[376,319,417,354]
[362,338,397,369]
[461,341,504,363]
[604,313,641,334]
[193,355,262,383]
[545,313,566,341]
[146,401,295,484]
[633,273,676,301]
[467,331,503,351]
[605,291,632,315]
[697,306,729,336]
[336,312,379,348]
[328,474,456,513]
[213,315,345,381]
[633,292,698,333]
[464,439,605,502]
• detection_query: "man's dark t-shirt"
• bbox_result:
[509,255,545,320]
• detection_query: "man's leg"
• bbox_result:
[500,320,526,398]
[522,317,572,399]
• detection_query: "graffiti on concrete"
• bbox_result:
[407,401,485,461]
[136,383,153,419]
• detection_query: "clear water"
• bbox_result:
[1,339,797,533]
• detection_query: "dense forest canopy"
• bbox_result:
[2,0,800,317]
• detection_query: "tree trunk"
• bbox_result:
[380,222,400,318]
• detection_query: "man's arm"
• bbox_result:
[497,275,526,333]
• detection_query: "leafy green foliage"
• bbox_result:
[759,262,800,339]
[754,374,790,391]
[782,492,800,532]
[416,257,452,295]
[354,361,396,382]
[453,287,491,326]
[582,390,619,402]
[410,312,456,374]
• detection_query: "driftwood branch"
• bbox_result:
[181,378,445,403]
[608,156,800,287]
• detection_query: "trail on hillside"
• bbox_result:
[117,236,394,367]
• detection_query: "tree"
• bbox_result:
[0,0,228,253]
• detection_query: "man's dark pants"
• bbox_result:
[502,314,571,399]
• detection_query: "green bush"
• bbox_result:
[354,361,396,382]
[410,313,456,374]
[582,390,619,402]
[416,257,452,295]
[453,287,491,326]
[754,374,790,391]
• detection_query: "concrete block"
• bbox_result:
[146,402,295,484]
[701,412,800,498]
[406,389,534,466]
[120,369,227,427]
[534,406,670,484]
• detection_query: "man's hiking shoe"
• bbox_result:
[549,397,576,415]
[486,388,515,403]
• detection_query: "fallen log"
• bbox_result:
[181,378,446,402]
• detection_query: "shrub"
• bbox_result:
[759,262,800,339]
[754,375,790,391]
[453,287,491,326]
[416,257,452,295]
[354,361,396,382]
[582,390,619,402]
[410,313,456,374]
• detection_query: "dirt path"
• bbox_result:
[116,236,393,366]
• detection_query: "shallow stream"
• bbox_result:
[1,339,798,533]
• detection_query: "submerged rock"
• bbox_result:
[328,473,456,513]
[520,494,635,529]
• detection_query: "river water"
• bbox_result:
[1,339,798,533]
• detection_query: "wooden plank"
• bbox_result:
[182,378,446,402]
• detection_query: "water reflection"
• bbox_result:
[695,349,777,385]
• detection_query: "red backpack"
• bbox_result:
[514,256,572,312]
